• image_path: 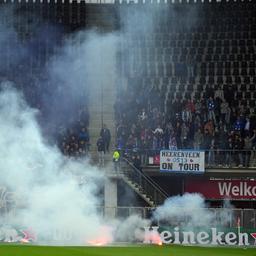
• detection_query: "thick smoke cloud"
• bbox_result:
[0,84,107,244]
[114,215,150,242]
[0,2,232,246]
[0,4,123,245]
[40,30,119,136]
[153,193,233,228]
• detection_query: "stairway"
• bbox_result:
[120,158,169,207]
[87,39,117,164]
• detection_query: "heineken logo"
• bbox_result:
[144,226,256,246]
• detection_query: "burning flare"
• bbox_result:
[144,229,162,246]
[86,226,113,246]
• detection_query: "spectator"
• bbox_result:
[225,137,234,167]
[97,136,105,167]
[169,131,177,150]
[78,127,90,152]
[220,99,230,124]
[194,99,201,116]
[204,119,214,136]
[112,149,120,172]
[214,86,224,101]
[233,116,245,132]
[164,122,173,149]
[181,122,189,148]
[217,127,229,165]
[138,108,148,125]
[100,124,111,153]
[244,117,250,136]
[194,128,203,150]
[200,98,208,122]
[133,154,142,172]
[181,104,192,123]
[233,134,244,167]
[207,96,216,125]
[202,129,212,150]
[153,124,164,136]
[244,131,256,167]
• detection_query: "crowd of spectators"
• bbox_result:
[56,108,90,158]
[115,80,256,167]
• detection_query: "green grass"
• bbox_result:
[0,244,255,256]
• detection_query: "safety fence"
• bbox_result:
[99,206,256,228]
[119,149,256,169]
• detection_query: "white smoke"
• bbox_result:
[114,215,150,242]
[153,193,233,228]
[0,84,107,244]
[0,3,222,246]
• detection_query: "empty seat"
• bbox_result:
[245,92,251,99]
[240,84,247,91]
[249,100,255,108]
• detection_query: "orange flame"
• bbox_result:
[87,236,112,246]
[20,238,30,244]
[86,226,113,246]
[151,232,162,246]
[144,230,163,246]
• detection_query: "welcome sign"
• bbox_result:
[185,179,256,200]
[160,150,205,173]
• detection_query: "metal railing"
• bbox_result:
[120,149,256,169]
[121,157,169,205]
[98,206,256,228]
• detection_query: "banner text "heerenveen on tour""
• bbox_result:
[160,150,205,173]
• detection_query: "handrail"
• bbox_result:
[119,149,256,168]
[121,157,169,203]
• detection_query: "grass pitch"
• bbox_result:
[0,244,255,256]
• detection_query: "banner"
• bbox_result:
[185,179,256,200]
[160,150,205,173]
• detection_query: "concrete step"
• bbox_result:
[121,176,155,207]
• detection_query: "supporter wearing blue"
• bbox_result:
[207,96,216,125]
[233,116,245,132]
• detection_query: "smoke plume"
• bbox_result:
[0,2,226,246]
[0,84,108,244]
[153,193,233,228]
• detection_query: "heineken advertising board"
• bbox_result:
[144,226,256,246]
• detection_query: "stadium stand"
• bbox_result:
[115,0,256,168]
[0,0,256,214]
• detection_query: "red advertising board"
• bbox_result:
[185,178,256,200]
